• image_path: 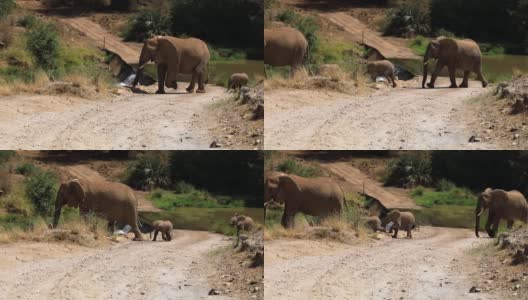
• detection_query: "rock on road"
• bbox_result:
[264,227,497,300]
[0,230,231,300]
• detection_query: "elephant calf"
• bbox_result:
[152,220,173,241]
[230,213,255,233]
[227,73,249,92]
[385,210,416,239]
[362,216,384,232]
[366,60,397,88]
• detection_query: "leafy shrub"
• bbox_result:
[122,10,170,42]
[26,22,60,69]
[434,28,456,38]
[436,178,456,192]
[18,15,39,29]
[383,1,431,37]
[15,162,38,176]
[24,170,58,216]
[173,181,195,194]
[276,159,321,178]
[384,153,432,187]
[411,186,425,196]
[277,9,319,66]
[124,154,169,190]
[0,0,15,20]
[0,151,15,166]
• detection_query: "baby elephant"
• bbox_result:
[227,73,249,92]
[366,60,397,88]
[152,220,173,241]
[362,216,384,232]
[385,210,416,238]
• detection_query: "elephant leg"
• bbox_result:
[447,65,457,88]
[153,230,159,241]
[406,230,412,238]
[132,227,143,241]
[389,74,397,88]
[196,68,206,93]
[392,227,399,238]
[186,71,197,93]
[475,69,488,88]
[460,71,470,88]
[281,212,296,228]
[108,221,115,233]
[490,217,500,238]
[162,232,167,241]
[166,231,172,241]
[427,63,444,88]
[507,220,514,229]
[156,64,167,94]
[485,212,494,237]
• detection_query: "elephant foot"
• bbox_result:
[133,236,144,241]
[459,83,469,88]
[426,83,435,88]
[196,89,206,93]
[482,82,488,88]
[449,84,458,88]
[155,89,165,94]
[186,87,195,93]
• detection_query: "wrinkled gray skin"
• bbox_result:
[363,216,384,232]
[230,213,255,247]
[264,27,308,78]
[53,179,143,241]
[227,73,249,92]
[475,188,528,238]
[265,173,345,228]
[422,37,487,89]
[385,210,416,239]
[132,36,210,94]
[366,60,397,88]
[152,220,173,241]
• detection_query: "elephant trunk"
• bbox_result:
[132,47,150,87]
[52,198,63,228]
[422,49,430,88]
[475,200,482,237]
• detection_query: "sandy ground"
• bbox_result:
[0,230,232,300]
[264,226,498,300]
[0,86,223,150]
[265,77,494,150]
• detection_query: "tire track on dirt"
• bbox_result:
[265,78,492,150]
[265,227,496,300]
[0,87,223,150]
[0,230,231,300]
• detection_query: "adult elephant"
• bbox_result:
[52,179,144,241]
[422,37,488,89]
[264,172,345,228]
[475,188,528,238]
[132,36,210,94]
[264,26,308,78]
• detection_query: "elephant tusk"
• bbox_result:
[477,208,484,217]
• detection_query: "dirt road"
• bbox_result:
[265,227,497,300]
[265,78,493,150]
[0,87,223,149]
[0,230,231,299]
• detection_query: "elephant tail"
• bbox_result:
[205,62,209,84]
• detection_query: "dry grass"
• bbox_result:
[0,182,33,216]
[0,71,50,96]
[0,21,14,48]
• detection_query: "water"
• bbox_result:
[393,54,528,81]
[140,207,263,232]
[120,73,136,86]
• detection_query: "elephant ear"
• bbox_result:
[439,38,458,57]
[68,180,85,208]
[146,37,159,52]
[278,175,301,193]
[389,210,401,220]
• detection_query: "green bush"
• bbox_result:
[276,159,321,178]
[15,162,38,176]
[173,181,195,194]
[277,9,319,66]
[384,153,432,187]
[383,1,431,37]
[24,170,58,216]
[436,178,456,192]
[0,0,15,20]
[411,186,425,196]
[124,153,169,190]
[26,22,60,70]
[122,10,170,42]
[434,28,456,38]
[18,15,39,29]
[0,151,15,166]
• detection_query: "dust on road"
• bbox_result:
[0,230,231,300]
[0,86,224,150]
[265,78,493,150]
[264,226,497,300]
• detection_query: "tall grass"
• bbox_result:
[276,159,322,178]
[149,188,245,209]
